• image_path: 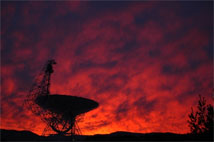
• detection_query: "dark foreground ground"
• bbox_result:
[1,129,213,141]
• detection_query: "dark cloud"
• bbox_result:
[73,60,117,72]
[89,72,129,95]
[83,120,111,131]
[148,49,161,58]
[133,96,157,114]
[1,1,213,135]
[114,101,130,121]
[162,64,185,75]
[114,40,139,54]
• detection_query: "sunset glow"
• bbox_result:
[1,1,213,136]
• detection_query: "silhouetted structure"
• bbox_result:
[1,129,213,141]
[24,60,99,136]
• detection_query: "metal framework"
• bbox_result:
[24,60,82,136]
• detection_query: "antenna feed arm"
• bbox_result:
[45,59,57,74]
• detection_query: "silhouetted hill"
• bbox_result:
[1,129,213,141]
[1,129,41,141]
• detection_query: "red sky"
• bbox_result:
[1,1,213,135]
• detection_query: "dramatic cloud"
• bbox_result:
[1,1,213,135]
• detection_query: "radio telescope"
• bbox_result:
[24,60,99,136]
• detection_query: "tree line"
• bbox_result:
[188,94,213,136]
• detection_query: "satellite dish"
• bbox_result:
[24,60,99,136]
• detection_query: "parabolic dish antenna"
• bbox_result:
[35,94,99,118]
[24,60,99,136]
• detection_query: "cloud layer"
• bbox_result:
[1,1,213,135]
